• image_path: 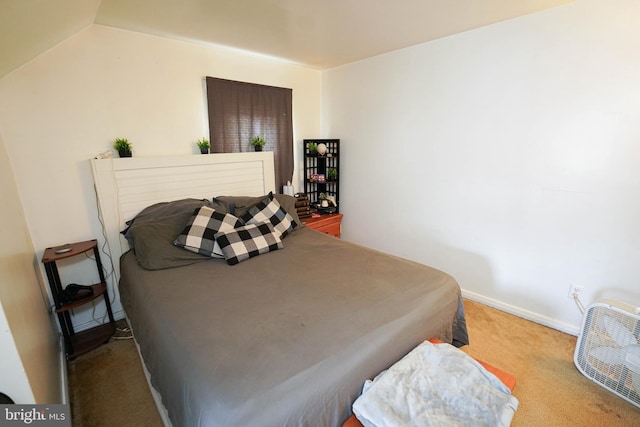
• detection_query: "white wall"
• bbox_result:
[0,25,321,329]
[323,0,640,333]
[0,130,61,404]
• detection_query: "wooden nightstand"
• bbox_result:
[303,213,343,238]
[41,239,116,359]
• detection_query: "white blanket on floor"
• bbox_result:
[352,341,519,427]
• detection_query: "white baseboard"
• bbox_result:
[57,309,126,405]
[462,289,580,336]
[58,334,68,405]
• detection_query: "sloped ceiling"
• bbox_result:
[1,0,573,78]
[0,0,102,78]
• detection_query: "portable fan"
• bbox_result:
[574,299,640,408]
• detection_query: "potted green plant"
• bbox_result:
[251,136,266,152]
[196,138,210,154]
[319,192,329,208]
[327,168,337,182]
[113,138,132,157]
[307,142,318,156]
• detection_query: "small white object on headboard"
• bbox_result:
[91,152,275,281]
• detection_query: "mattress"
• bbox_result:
[119,226,468,426]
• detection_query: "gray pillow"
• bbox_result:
[123,198,218,242]
[214,193,302,228]
[213,195,264,217]
[128,212,211,270]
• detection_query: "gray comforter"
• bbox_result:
[119,227,468,427]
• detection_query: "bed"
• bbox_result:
[91,153,468,427]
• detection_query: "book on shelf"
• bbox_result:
[296,205,311,218]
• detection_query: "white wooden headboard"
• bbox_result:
[91,152,275,280]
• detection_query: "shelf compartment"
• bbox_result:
[68,322,117,359]
[54,282,108,313]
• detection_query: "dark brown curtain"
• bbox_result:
[206,77,293,191]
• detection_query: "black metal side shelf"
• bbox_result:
[41,239,115,360]
[303,139,339,212]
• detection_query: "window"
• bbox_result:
[206,77,293,191]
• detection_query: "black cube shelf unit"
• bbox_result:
[303,139,339,213]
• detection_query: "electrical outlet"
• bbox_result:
[567,284,585,300]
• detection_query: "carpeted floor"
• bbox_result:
[68,300,640,426]
[67,321,163,427]
[461,300,640,426]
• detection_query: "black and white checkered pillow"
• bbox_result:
[215,222,283,265]
[173,206,242,258]
[241,194,297,239]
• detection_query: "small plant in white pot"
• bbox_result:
[319,192,329,208]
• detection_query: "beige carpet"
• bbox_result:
[68,300,640,426]
[67,322,163,427]
[461,300,640,426]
